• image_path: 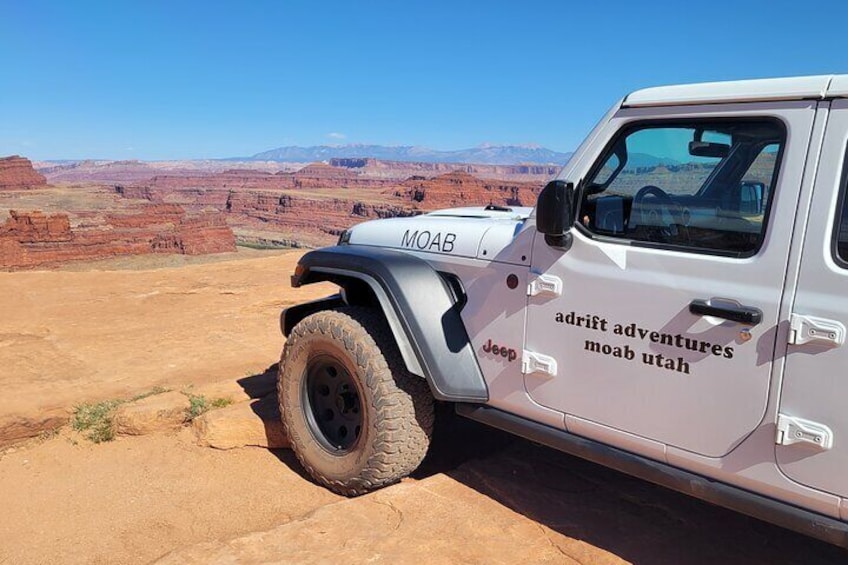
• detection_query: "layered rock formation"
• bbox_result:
[225,191,417,240]
[1,210,72,242]
[0,154,548,265]
[0,156,47,189]
[0,205,236,269]
[141,162,396,192]
[174,214,237,255]
[391,171,542,208]
[115,166,544,247]
[330,157,560,180]
[38,159,295,185]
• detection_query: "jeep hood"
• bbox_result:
[346,206,532,263]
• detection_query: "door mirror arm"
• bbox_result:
[536,180,576,250]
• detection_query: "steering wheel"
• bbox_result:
[632,185,687,240]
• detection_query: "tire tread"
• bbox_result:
[278,307,433,496]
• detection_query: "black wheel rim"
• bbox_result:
[303,354,363,452]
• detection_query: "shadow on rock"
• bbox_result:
[413,402,515,479]
[250,370,846,563]
[237,364,279,399]
[444,436,848,564]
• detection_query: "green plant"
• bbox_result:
[211,397,233,409]
[236,241,299,250]
[186,394,208,420]
[185,394,233,420]
[129,386,169,402]
[72,399,123,443]
[71,387,170,444]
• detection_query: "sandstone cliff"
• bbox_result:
[390,171,541,209]
[114,168,543,248]
[0,206,236,269]
[0,156,47,189]
[141,162,396,193]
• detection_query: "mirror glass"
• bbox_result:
[536,180,574,238]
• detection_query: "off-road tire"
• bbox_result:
[278,307,434,496]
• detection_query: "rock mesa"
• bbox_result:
[0,155,47,189]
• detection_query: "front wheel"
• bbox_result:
[278,307,434,496]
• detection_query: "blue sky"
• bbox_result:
[2,0,847,160]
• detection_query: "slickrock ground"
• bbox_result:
[0,429,341,564]
[0,250,846,564]
[0,249,330,445]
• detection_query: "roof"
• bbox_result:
[623,74,848,108]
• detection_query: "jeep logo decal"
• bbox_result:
[401,229,456,253]
[482,338,517,362]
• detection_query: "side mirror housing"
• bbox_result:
[739,181,765,214]
[536,180,575,248]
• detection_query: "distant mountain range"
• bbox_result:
[247,144,573,165]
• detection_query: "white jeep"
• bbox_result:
[278,74,848,548]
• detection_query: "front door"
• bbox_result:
[525,103,816,458]
[777,99,848,498]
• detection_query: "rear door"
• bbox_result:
[524,101,817,458]
[777,99,848,498]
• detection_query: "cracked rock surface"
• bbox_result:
[155,433,848,565]
[156,474,602,565]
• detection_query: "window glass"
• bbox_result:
[838,207,848,262]
[579,121,785,256]
[836,150,848,264]
[593,153,620,186]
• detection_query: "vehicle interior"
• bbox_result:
[837,193,848,263]
[578,121,784,256]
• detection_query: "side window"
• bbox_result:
[578,121,785,256]
[834,148,848,265]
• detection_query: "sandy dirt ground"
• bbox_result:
[0,249,331,445]
[1,250,846,564]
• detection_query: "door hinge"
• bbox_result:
[776,414,833,450]
[527,274,562,297]
[788,314,845,347]
[521,350,558,377]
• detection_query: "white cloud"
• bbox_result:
[327,132,346,140]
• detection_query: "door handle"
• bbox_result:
[689,299,762,325]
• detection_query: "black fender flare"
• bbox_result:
[283,245,488,403]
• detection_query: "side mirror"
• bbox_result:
[536,180,575,249]
[739,181,765,214]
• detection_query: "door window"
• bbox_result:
[833,146,848,267]
[578,120,785,257]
